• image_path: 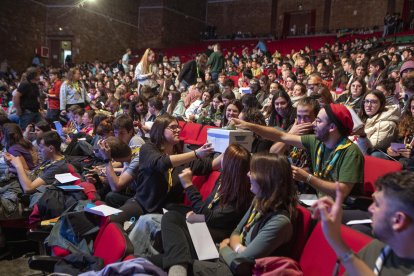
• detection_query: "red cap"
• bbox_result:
[325,104,353,136]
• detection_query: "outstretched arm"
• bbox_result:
[231,118,304,149]
[312,184,376,276]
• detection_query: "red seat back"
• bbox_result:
[199,171,221,200]
[184,171,221,205]
[178,120,186,130]
[290,205,313,261]
[180,122,202,141]
[185,125,218,146]
[364,156,402,196]
[299,222,372,276]
[94,221,134,265]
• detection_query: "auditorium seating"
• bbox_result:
[290,205,313,261]
[179,122,203,142]
[185,125,218,146]
[28,218,134,272]
[363,156,402,196]
[299,222,373,276]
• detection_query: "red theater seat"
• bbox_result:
[299,222,372,276]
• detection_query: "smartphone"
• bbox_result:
[53,121,64,136]
[391,143,406,152]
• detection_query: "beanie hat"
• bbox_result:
[324,104,353,136]
[400,59,414,76]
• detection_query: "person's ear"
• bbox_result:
[48,145,54,153]
[329,122,337,132]
[392,211,411,232]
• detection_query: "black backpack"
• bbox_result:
[37,186,87,220]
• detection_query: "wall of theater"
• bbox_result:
[1,0,406,72]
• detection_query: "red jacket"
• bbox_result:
[48,79,62,110]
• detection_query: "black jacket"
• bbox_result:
[178,60,205,85]
[134,143,212,213]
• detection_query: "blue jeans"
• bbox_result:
[19,110,42,130]
[128,214,162,257]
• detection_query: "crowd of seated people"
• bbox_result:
[0,33,414,275]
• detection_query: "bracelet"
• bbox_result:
[338,250,355,263]
[234,244,242,253]
[194,150,200,159]
[306,173,313,184]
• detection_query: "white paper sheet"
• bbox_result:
[346,219,372,225]
[186,221,219,261]
[55,173,80,183]
[84,205,123,217]
[299,194,318,206]
[57,185,84,191]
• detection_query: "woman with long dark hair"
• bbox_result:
[268,90,296,130]
[129,96,148,136]
[166,90,185,118]
[178,144,252,240]
[2,123,38,174]
[151,153,297,275]
[355,90,400,155]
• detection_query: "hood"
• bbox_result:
[370,105,401,124]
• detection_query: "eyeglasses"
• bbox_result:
[363,99,379,105]
[166,125,181,131]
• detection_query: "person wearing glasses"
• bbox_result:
[109,114,217,223]
[354,90,400,157]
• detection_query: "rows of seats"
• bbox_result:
[190,170,372,275]
[26,154,401,274]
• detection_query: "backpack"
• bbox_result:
[36,185,87,220]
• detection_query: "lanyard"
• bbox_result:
[207,183,221,209]
[373,245,391,275]
[167,168,173,192]
[314,138,352,179]
[239,206,261,245]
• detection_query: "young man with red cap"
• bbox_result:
[233,103,364,199]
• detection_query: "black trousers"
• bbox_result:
[109,198,144,224]
[148,211,233,276]
[149,211,197,269]
[105,191,131,208]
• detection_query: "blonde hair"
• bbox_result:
[139,48,155,74]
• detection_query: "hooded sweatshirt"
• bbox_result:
[357,106,400,153]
